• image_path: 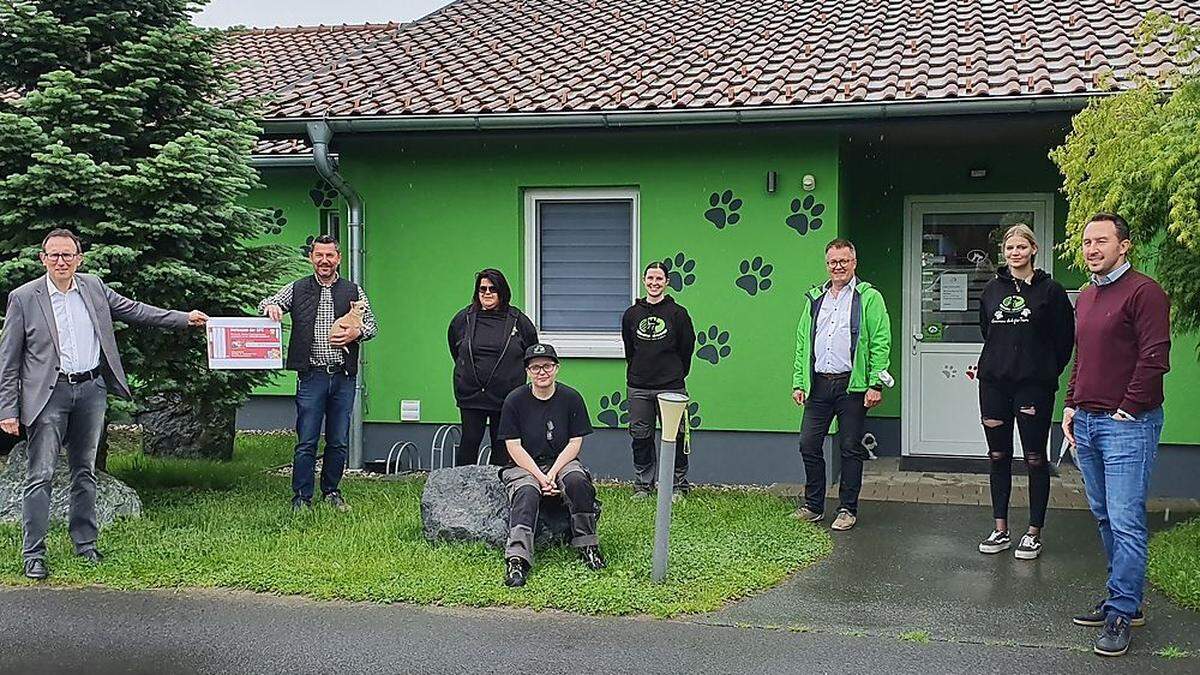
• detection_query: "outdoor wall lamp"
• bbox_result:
[802,174,816,191]
[969,168,988,179]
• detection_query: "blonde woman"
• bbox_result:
[975,225,1075,559]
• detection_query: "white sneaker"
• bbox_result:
[1015,533,1042,560]
[978,529,1011,554]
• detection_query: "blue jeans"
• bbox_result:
[1073,407,1163,620]
[293,369,356,501]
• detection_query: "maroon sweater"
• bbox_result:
[1065,268,1171,414]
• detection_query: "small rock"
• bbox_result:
[0,441,142,526]
[420,465,596,548]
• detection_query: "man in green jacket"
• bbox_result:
[791,238,892,531]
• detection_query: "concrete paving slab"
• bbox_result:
[700,501,1200,658]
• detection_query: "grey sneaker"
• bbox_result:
[1094,615,1132,657]
[1014,533,1042,560]
[1073,601,1145,628]
[632,487,652,500]
[830,509,857,531]
[790,506,824,522]
[323,491,351,512]
[978,529,1011,554]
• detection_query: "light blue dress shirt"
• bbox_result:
[1092,261,1131,286]
[813,277,857,375]
[46,274,101,374]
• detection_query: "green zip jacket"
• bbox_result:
[792,279,892,395]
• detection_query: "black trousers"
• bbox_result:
[799,374,867,515]
[978,380,1053,528]
[457,408,508,466]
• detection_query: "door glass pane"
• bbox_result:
[920,211,1034,344]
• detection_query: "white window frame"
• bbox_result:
[523,187,640,358]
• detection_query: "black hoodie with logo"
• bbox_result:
[977,266,1075,388]
[621,296,696,389]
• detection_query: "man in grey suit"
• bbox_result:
[0,229,208,580]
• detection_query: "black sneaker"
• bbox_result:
[323,491,351,512]
[632,487,652,500]
[504,557,528,587]
[1094,615,1132,657]
[1072,601,1146,627]
[580,545,606,571]
[23,558,49,580]
[291,496,311,512]
[1014,533,1041,560]
[978,529,1011,554]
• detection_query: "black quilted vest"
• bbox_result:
[286,276,360,374]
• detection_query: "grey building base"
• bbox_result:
[237,396,1196,498]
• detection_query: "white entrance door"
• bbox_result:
[902,194,1054,458]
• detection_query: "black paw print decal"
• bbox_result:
[597,391,630,428]
[942,365,958,379]
[735,256,774,296]
[696,325,731,365]
[662,252,697,291]
[786,195,826,236]
[263,208,287,235]
[300,235,316,258]
[687,401,702,429]
[704,190,743,229]
[309,180,338,208]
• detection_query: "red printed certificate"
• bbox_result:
[206,317,284,369]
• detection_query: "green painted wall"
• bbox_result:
[327,128,840,432]
[841,126,1199,445]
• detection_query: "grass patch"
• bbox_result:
[898,630,930,644]
[1148,516,1200,612]
[1155,645,1192,660]
[1,433,831,617]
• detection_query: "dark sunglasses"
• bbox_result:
[477,285,497,294]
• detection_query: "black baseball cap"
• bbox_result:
[523,343,559,366]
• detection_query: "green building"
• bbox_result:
[228,1,1200,497]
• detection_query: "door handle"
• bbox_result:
[912,331,924,342]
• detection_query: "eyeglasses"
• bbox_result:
[826,258,854,269]
[477,285,497,294]
[527,363,558,374]
[42,253,80,262]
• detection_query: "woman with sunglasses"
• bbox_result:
[448,269,538,466]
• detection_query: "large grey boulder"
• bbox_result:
[0,441,142,525]
[421,465,587,548]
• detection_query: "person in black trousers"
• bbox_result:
[976,224,1074,560]
[448,269,537,466]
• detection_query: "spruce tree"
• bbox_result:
[0,1,294,461]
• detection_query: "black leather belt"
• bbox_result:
[815,372,851,380]
[314,364,346,375]
[58,366,103,384]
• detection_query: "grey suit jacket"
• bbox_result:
[0,273,190,425]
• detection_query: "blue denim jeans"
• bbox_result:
[293,369,356,501]
[1073,407,1163,620]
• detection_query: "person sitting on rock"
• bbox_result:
[496,343,604,587]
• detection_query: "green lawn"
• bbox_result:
[1149,516,1200,612]
[1,433,831,617]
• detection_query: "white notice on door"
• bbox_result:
[940,273,968,311]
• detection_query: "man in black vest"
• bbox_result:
[258,235,377,511]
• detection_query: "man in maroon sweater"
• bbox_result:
[1062,213,1171,658]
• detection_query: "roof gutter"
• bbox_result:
[306,120,368,469]
[249,154,336,168]
[261,94,1099,135]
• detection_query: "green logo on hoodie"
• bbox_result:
[637,316,669,341]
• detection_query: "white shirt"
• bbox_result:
[813,278,856,375]
[46,274,101,374]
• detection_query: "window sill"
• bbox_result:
[539,332,625,358]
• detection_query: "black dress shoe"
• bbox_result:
[78,549,104,564]
[24,558,49,580]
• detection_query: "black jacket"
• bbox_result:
[448,305,538,411]
[621,296,695,389]
[977,266,1075,388]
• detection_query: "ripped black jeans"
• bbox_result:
[978,380,1054,529]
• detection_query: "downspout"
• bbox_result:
[306,120,367,469]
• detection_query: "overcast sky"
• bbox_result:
[193,0,454,28]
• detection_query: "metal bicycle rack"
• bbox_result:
[431,424,462,470]
[384,441,419,474]
[476,442,491,465]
